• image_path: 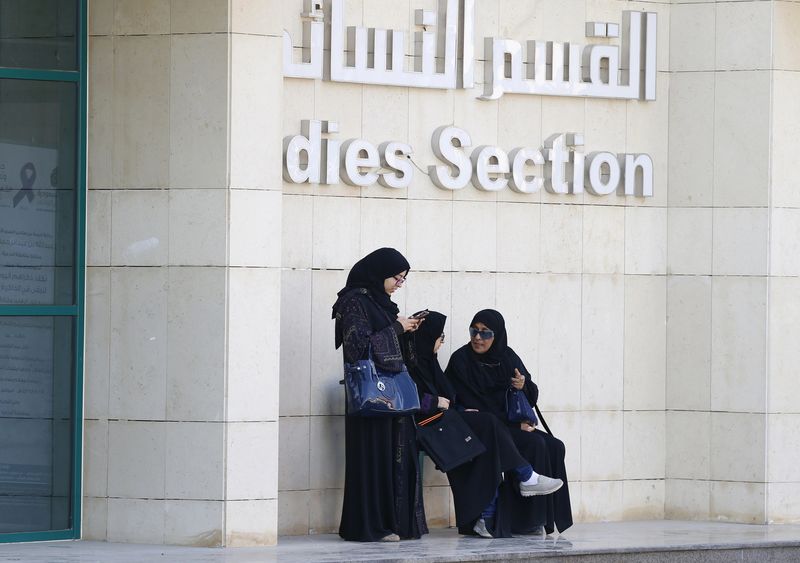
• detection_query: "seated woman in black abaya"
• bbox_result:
[445,309,574,536]
[403,311,563,539]
[332,248,427,542]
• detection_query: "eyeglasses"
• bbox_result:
[393,274,407,286]
[469,327,495,340]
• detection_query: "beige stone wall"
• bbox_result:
[277,0,671,535]
[84,0,282,546]
[664,0,800,525]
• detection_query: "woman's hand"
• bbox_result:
[437,396,450,410]
[520,421,536,432]
[397,316,422,333]
[511,368,525,390]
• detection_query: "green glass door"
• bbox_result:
[0,0,85,541]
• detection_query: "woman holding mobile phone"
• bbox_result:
[332,248,427,542]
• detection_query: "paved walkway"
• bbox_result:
[3,520,800,562]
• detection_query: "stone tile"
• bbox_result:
[231,34,283,190]
[622,480,665,520]
[770,208,800,277]
[452,201,497,271]
[421,454,449,488]
[360,198,407,256]
[165,422,224,501]
[278,490,310,536]
[710,276,767,413]
[666,411,710,480]
[311,196,361,270]
[667,208,712,276]
[581,411,623,481]
[166,267,226,421]
[624,411,665,480]
[83,420,108,498]
[665,479,710,521]
[309,269,349,417]
[168,189,227,267]
[114,0,169,35]
[667,72,715,207]
[107,499,165,544]
[403,272,453,339]
[406,199,454,271]
[107,421,166,499]
[670,4,715,71]
[450,272,496,353]
[280,269,313,417]
[537,274,582,412]
[164,500,224,547]
[281,195,313,269]
[582,205,624,274]
[715,1,772,71]
[712,208,768,276]
[170,34,228,188]
[496,203,540,273]
[226,422,278,501]
[308,489,344,535]
[710,481,766,524]
[624,275,666,411]
[229,189,282,267]
[89,0,114,35]
[113,36,170,188]
[111,190,168,266]
[279,417,310,492]
[774,2,800,72]
[309,416,345,491]
[768,483,800,523]
[580,480,623,522]
[772,72,800,208]
[666,276,711,411]
[495,273,539,371]
[82,497,108,541]
[225,499,277,547]
[171,0,228,33]
[86,190,111,266]
[540,204,582,274]
[85,267,110,420]
[768,277,800,414]
[713,71,771,207]
[625,207,667,275]
[710,412,766,483]
[423,486,451,529]
[231,0,284,36]
[407,88,454,201]
[361,85,409,151]
[227,268,281,422]
[88,37,113,189]
[581,275,624,411]
[767,414,800,483]
[109,267,168,420]
[497,92,543,157]
[544,411,581,482]
[585,98,627,158]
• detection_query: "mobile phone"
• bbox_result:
[409,309,429,319]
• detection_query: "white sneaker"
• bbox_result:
[473,518,493,538]
[519,475,563,497]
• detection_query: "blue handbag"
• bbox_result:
[344,348,420,416]
[506,388,538,425]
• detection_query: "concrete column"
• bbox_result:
[84,0,281,546]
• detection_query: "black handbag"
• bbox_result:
[343,347,420,416]
[506,388,538,425]
[416,409,486,472]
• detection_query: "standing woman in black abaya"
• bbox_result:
[332,248,428,542]
[446,309,573,536]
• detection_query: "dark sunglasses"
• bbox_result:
[469,327,495,340]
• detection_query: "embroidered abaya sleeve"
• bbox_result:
[339,293,405,372]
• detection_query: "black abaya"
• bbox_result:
[445,309,573,534]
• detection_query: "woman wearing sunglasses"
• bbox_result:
[445,309,573,537]
[403,311,561,539]
[332,248,427,542]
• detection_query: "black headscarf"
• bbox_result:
[445,309,538,415]
[332,248,410,346]
[404,311,455,400]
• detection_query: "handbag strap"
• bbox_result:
[534,403,553,436]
